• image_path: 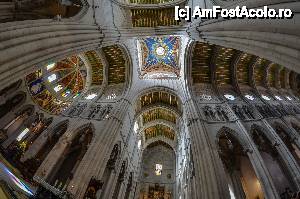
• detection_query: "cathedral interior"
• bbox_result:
[0,0,300,199]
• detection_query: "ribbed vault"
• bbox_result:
[191,41,300,92]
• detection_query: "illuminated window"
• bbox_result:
[85,93,97,99]
[200,94,212,101]
[134,121,139,133]
[275,96,282,101]
[224,94,235,101]
[138,140,141,149]
[106,93,116,100]
[46,63,55,70]
[286,96,292,101]
[155,164,162,176]
[16,128,30,142]
[245,94,254,100]
[48,74,57,82]
[62,90,71,97]
[54,84,63,92]
[261,95,271,101]
[228,186,236,199]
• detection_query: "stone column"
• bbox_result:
[230,170,246,199]
[66,95,134,198]
[184,99,231,199]
[263,120,300,188]
[246,149,281,199]
[21,117,62,162]
[34,119,85,181]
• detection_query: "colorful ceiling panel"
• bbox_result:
[102,45,126,85]
[139,36,180,79]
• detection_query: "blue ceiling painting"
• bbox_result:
[139,36,180,79]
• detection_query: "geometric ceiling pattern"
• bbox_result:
[102,45,127,85]
[84,51,104,86]
[138,36,180,79]
[191,41,298,90]
[144,124,175,141]
[131,8,180,27]
[140,91,180,111]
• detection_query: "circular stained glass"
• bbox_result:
[44,55,86,100]
[26,55,87,114]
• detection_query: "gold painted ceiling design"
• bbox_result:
[140,91,179,110]
[236,53,253,85]
[280,68,287,89]
[84,51,104,86]
[254,58,269,87]
[144,124,175,140]
[102,45,126,85]
[191,42,299,90]
[268,63,280,88]
[131,8,180,27]
[191,42,213,84]
[215,47,236,85]
[142,108,177,125]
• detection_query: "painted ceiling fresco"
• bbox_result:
[139,36,180,79]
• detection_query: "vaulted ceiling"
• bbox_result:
[191,42,299,91]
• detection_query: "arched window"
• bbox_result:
[48,124,93,189]
[252,128,296,195]
[98,143,120,199]
[112,160,127,199]
[275,124,300,165]
[218,130,264,199]
[0,93,26,119]
[24,120,69,177]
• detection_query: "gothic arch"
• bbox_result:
[250,123,297,194]
[273,121,296,139]
[0,79,22,97]
[47,123,94,187]
[216,126,250,150]
[0,92,27,119]
[250,124,277,144]
[134,86,183,115]
[15,104,35,116]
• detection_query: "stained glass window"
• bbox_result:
[26,55,86,114]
